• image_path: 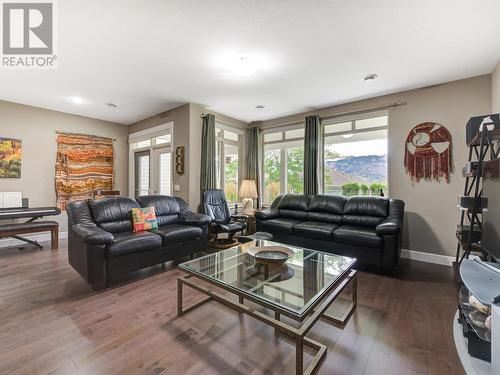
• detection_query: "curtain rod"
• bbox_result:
[258,100,407,130]
[55,131,117,141]
[200,113,247,130]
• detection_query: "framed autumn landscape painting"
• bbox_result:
[0,137,22,178]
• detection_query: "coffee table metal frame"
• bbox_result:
[177,250,357,375]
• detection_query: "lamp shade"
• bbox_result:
[239,179,258,199]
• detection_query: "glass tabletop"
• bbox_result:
[179,240,356,317]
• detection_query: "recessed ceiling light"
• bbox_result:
[107,102,117,108]
[364,74,378,82]
[68,96,84,104]
[342,133,354,139]
[228,57,259,76]
[255,105,265,109]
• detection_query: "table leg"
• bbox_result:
[51,227,58,250]
[177,278,183,316]
[296,337,303,374]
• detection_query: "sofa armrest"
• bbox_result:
[73,224,114,245]
[376,220,401,235]
[255,209,279,221]
[376,199,405,236]
[178,212,211,227]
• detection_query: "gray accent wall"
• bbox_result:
[0,100,129,233]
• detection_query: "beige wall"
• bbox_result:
[0,100,129,233]
[261,75,492,257]
[129,103,248,211]
[492,60,500,113]
[128,104,191,203]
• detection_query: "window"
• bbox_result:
[216,125,242,203]
[262,126,304,204]
[323,113,388,197]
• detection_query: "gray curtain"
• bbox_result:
[304,115,323,195]
[246,127,262,207]
[200,114,217,195]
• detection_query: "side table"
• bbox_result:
[246,213,256,235]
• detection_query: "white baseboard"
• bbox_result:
[0,231,68,248]
[401,248,456,266]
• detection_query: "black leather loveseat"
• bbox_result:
[256,194,405,270]
[66,195,210,290]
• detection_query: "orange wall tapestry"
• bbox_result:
[55,133,114,210]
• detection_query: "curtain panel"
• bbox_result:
[200,114,217,196]
[246,127,262,207]
[304,115,323,195]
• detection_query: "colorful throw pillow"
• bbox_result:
[131,207,158,232]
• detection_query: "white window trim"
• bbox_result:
[128,122,174,198]
[262,123,305,203]
[322,111,389,195]
[215,122,243,203]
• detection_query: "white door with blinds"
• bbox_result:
[153,147,172,195]
[129,123,173,198]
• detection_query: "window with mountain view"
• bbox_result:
[263,127,304,204]
[323,114,388,197]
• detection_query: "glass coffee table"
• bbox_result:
[177,240,357,375]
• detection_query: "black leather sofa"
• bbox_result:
[66,195,210,290]
[256,194,405,270]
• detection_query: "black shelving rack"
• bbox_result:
[456,124,500,264]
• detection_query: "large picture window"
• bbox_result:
[323,113,388,196]
[216,125,242,203]
[262,126,304,204]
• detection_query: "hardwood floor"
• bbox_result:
[0,240,464,375]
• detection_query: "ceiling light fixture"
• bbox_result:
[364,74,378,82]
[342,133,354,139]
[228,57,259,76]
[68,96,84,105]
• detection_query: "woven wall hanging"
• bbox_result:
[404,122,453,183]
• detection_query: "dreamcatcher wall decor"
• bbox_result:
[404,122,453,183]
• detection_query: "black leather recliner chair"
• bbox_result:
[66,195,211,290]
[256,194,405,270]
[203,189,247,247]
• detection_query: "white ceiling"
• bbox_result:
[1,0,499,125]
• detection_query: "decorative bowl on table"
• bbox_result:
[246,246,294,265]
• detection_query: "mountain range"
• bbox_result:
[325,154,387,184]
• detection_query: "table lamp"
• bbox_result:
[239,179,258,214]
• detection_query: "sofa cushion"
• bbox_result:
[107,231,162,258]
[342,196,389,228]
[89,197,140,233]
[278,194,310,220]
[333,225,382,249]
[261,218,303,234]
[307,195,346,224]
[294,221,338,240]
[131,207,159,232]
[155,224,202,245]
[136,195,180,226]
